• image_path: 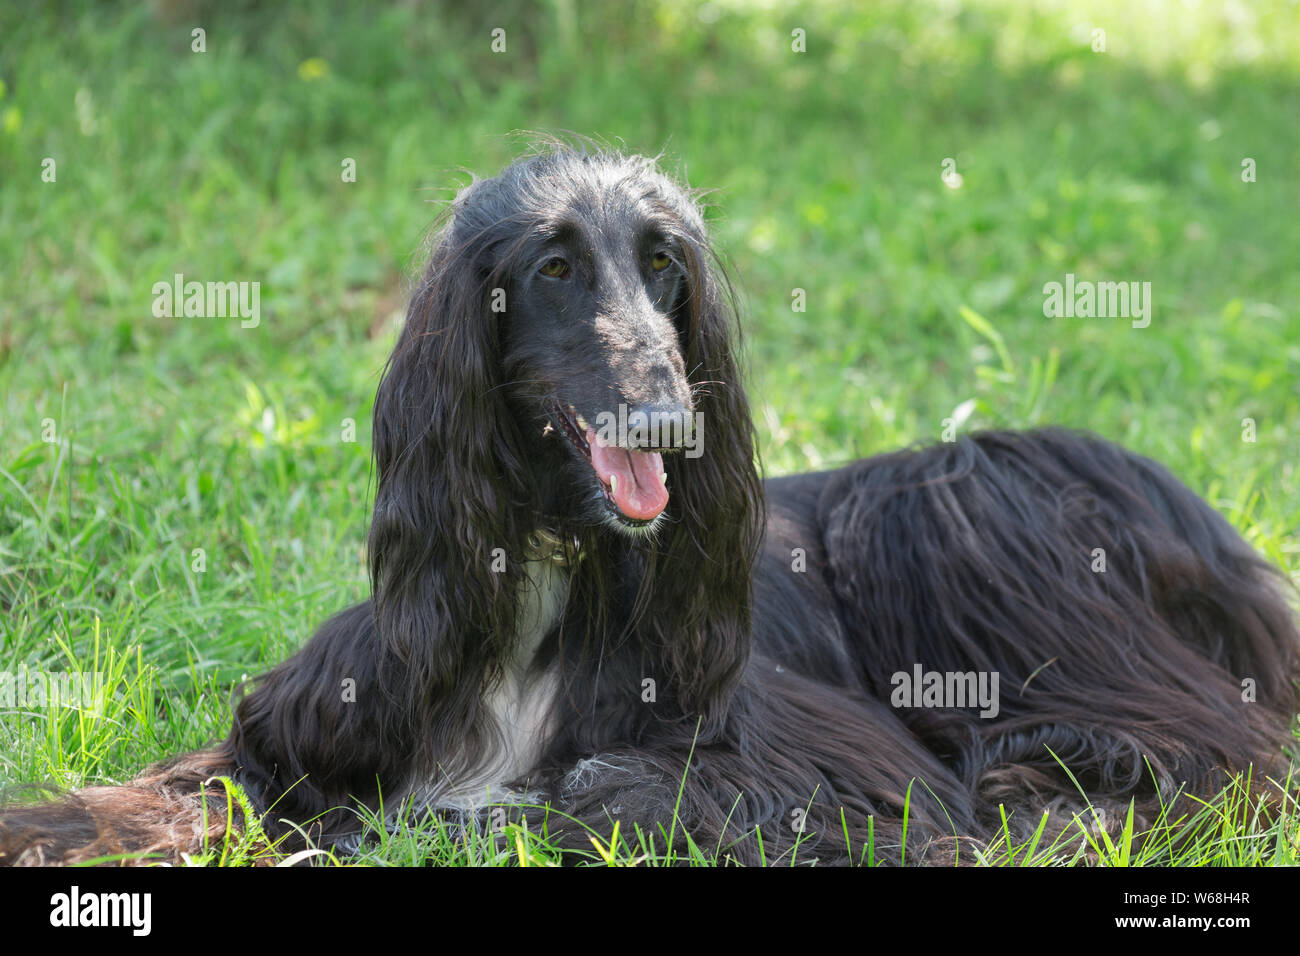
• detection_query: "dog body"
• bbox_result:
[3,147,1296,866]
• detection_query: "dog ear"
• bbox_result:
[368,221,531,716]
[639,235,765,732]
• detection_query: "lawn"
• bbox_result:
[1,0,1297,865]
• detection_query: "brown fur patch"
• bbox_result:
[0,748,263,866]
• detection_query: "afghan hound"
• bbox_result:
[3,145,1297,866]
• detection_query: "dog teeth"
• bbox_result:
[575,413,589,431]
[608,474,618,494]
[660,472,668,484]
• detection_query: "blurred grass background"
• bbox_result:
[0,0,1297,851]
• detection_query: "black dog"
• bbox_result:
[3,146,1296,866]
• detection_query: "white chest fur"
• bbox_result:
[416,555,569,811]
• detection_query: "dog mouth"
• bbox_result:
[549,403,669,525]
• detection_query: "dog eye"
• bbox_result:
[539,257,570,279]
[651,252,672,272]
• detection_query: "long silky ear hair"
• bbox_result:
[625,189,765,735]
[367,196,534,776]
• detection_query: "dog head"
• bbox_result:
[368,145,762,720]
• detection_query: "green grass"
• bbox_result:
[1,0,1298,865]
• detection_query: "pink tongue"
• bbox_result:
[586,427,668,520]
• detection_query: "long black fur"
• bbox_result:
[3,145,1297,866]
